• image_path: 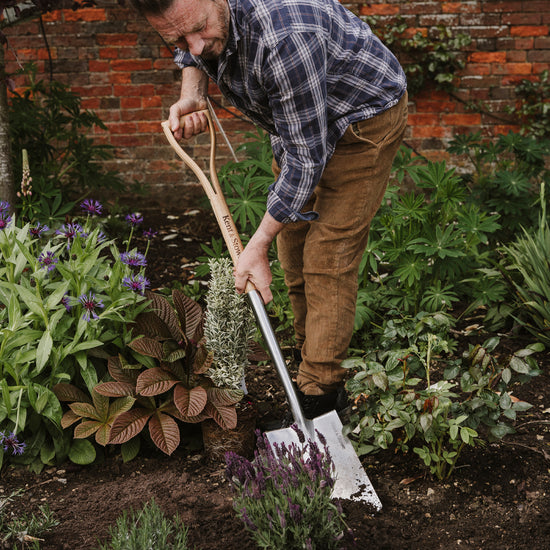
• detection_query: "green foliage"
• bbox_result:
[9,65,124,224]
[344,334,541,480]
[0,489,59,550]
[364,17,472,95]
[507,69,550,138]
[0,206,150,471]
[226,428,348,549]
[97,498,190,550]
[502,202,550,346]
[204,258,255,389]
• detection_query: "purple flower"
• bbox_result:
[122,274,150,295]
[125,213,143,227]
[0,212,12,230]
[78,291,104,321]
[56,223,84,241]
[142,227,157,240]
[29,222,49,237]
[38,251,58,272]
[120,251,147,267]
[80,199,103,216]
[61,293,72,312]
[0,201,10,213]
[0,432,26,456]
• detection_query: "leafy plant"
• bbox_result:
[65,289,244,457]
[9,65,124,224]
[204,258,255,390]
[225,427,349,549]
[0,489,59,550]
[0,200,151,471]
[364,16,472,95]
[507,69,550,138]
[97,498,190,550]
[343,335,540,479]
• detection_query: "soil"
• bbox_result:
[2,192,550,550]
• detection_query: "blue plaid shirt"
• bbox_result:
[174,0,406,223]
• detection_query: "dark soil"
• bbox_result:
[2,191,550,549]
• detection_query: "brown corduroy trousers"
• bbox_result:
[274,92,408,395]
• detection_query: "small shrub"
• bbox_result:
[97,498,190,550]
[226,427,349,549]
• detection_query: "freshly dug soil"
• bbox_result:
[1,193,549,549]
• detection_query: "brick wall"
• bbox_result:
[3,0,549,201]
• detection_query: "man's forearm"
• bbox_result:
[180,66,209,103]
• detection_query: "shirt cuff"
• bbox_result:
[266,189,319,223]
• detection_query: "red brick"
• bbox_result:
[121,108,162,121]
[442,2,480,14]
[442,113,482,126]
[462,63,491,76]
[507,51,527,62]
[502,13,541,25]
[137,122,165,133]
[468,52,506,64]
[109,73,132,84]
[96,34,138,46]
[359,4,400,16]
[63,7,107,22]
[111,59,153,71]
[414,99,457,113]
[89,60,110,72]
[107,122,138,134]
[121,97,142,109]
[81,98,101,109]
[510,26,549,37]
[408,114,441,126]
[534,36,550,48]
[411,126,448,138]
[483,2,523,13]
[41,11,62,22]
[113,84,156,97]
[99,48,119,59]
[514,38,534,49]
[493,62,532,75]
[110,135,153,147]
[143,96,163,108]
[533,63,550,72]
[72,85,113,97]
[528,50,550,63]
[523,1,550,12]
[501,75,529,85]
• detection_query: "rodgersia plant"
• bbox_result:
[204,258,255,390]
[225,427,349,549]
[0,201,151,471]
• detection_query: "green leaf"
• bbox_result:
[509,356,532,374]
[121,437,141,463]
[36,330,53,373]
[68,439,96,465]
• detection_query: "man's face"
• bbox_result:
[147,0,230,60]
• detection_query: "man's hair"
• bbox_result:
[129,0,176,16]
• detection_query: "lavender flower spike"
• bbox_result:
[120,251,147,267]
[0,431,26,455]
[80,199,103,216]
[122,274,150,295]
[125,212,143,226]
[38,251,58,272]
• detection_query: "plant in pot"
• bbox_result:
[55,287,244,460]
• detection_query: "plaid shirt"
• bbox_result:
[174,0,406,223]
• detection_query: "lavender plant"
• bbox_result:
[204,258,255,390]
[0,201,152,471]
[225,427,349,549]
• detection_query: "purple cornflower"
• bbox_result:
[0,201,10,213]
[61,293,72,312]
[56,222,84,241]
[142,227,157,240]
[125,212,143,227]
[0,432,26,456]
[119,251,147,267]
[29,222,49,237]
[122,274,150,295]
[80,199,103,216]
[78,291,104,321]
[0,212,12,230]
[38,251,58,272]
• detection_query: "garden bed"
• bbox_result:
[2,194,550,549]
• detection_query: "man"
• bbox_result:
[131,0,408,417]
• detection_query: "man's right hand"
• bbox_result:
[168,97,209,140]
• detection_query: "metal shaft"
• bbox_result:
[247,289,307,429]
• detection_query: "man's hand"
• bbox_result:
[168,67,209,140]
[234,212,285,304]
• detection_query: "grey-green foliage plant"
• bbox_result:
[204,258,255,390]
[226,427,348,549]
[0,204,150,471]
[343,333,540,480]
[0,489,59,550]
[9,64,124,224]
[97,498,190,550]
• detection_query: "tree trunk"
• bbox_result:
[0,44,15,209]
